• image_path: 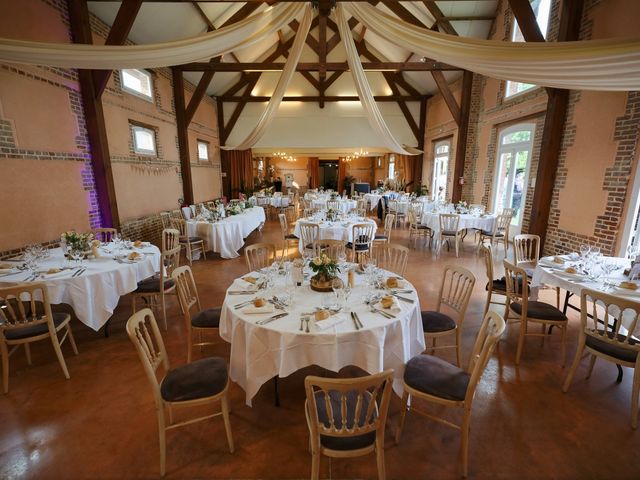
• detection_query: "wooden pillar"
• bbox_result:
[451,70,473,203]
[216,98,231,200]
[67,0,120,228]
[526,0,584,248]
[172,68,194,205]
[413,98,427,189]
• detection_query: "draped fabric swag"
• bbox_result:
[345,2,640,91]
[0,3,303,69]
[224,149,253,198]
[223,4,313,150]
[335,4,420,156]
[307,158,320,189]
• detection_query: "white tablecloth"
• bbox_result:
[187,207,266,259]
[0,245,161,331]
[421,213,496,234]
[363,193,382,210]
[220,268,425,404]
[311,199,357,213]
[293,217,377,253]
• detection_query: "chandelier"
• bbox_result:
[273,151,297,162]
[342,148,369,163]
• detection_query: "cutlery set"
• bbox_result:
[256,312,288,325]
[350,311,364,330]
[71,267,86,277]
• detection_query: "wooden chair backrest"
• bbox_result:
[126,309,169,409]
[312,239,346,261]
[373,243,409,277]
[170,218,188,237]
[278,213,288,237]
[439,214,460,233]
[407,209,418,227]
[388,200,399,212]
[383,213,395,236]
[465,311,506,401]
[170,209,182,219]
[480,243,494,283]
[159,212,172,228]
[93,228,117,243]
[0,282,53,334]
[410,202,424,217]
[305,370,393,444]
[326,200,339,211]
[495,214,512,234]
[502,208,516,217]
[514,234,540,265]
[436,265,476,324]
[171,265,200,318]
[284,206,297,223]
[162,228,180,253]
[580,288,640,356]
[298,222,320,247]
[351,223,375,250]
[244,243,275,272]
[503,260,529,307]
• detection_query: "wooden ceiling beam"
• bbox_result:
[422,0,457,35]
[381,1,428,28]
[178,61,458,72]
[220,95,426,102]
[508,0,545,42]
[440,15,495,21]
[93,0,143,97]
[431,70,461,125]
[451,70,473,202]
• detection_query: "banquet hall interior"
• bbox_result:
[1,0,640,478]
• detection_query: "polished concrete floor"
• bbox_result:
[1,217,639,479]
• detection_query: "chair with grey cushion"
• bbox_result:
[504,260,568,366]
[422,265,476,367]
[0,282,79,394]
[396,311,505,478]
[563,288,640,429]
[305,370,393,480]
[172,265,220,362]
[437,214,463,257]
[126,308,234,476]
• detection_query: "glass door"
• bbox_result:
[492,124,535,235]
[432,140,450,200]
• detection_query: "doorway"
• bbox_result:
[319,160,339,190]
[492,123,535,235]
[432,139,451,200]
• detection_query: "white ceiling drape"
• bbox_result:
[345,1,640,91]
[222,4,313,150]
[0,2,304,69]
[335,4,421,155]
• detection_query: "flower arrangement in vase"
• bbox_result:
[325,208,338,222]
[456,201,469,214]
[309,254,341,292]
[61,231,94,257]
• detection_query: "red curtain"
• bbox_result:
[308,157,319,189]
[338,159,346,194]
[223,149,253,198]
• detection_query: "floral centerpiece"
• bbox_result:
[308,253,340,292]
[325,208,338,222]
[456,201,469,214]
[61,231,94,254]
[226,202,246,216]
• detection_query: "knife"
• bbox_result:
[391,293,414,303]
[256,312,288,325]
[228,290,257,295]
[350,311,360,330]
[353,311,364,329]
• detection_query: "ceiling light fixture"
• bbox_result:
[273,151,297,162]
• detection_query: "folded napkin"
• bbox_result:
[233,278,258,291]
[242,305,275,314]
[315,315,345,330]
[242,276,258,285]
[375,297,401,314]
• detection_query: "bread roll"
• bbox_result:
[253,298,266,307]
[128,252,140,261]
[386,277,398,288]
[47,268,61,274]
[564,267,577,274]
[315,310,330,321]
[133,240,143,247]
[243,276,257,284]
[619,281,638,290]
[381,296,394,309]
[554,256,565,264]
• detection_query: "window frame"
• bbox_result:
[388,154,395,179]
[504,0,551,99]
[120,69,154,102]
[197,140,210,163]
[131,124,157,156]
[432,138,451,200]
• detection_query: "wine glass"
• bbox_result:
[331,278,344,310]
[626,244,637,260]
[600,261,618,290]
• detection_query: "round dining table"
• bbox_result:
[311,198,357,213]
[219,266,426,405]
[292,216,377,253]
[0,244,161,331]
[421,212,497,234]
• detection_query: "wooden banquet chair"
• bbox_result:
[0,282,78,393]
[305,370,394,480]
[278,213,299,260]
[387,199,406,228]
[480,244,509,319]
[513,234,561,308]
[477,213,511,255]
[126,309,234,476]
[373,213,395,245]
[326,200,340,211]
[171,218,206,266]
[160,211,172,228]
[132,229,180,331]
[346,223,375,263]
[437,214,463,257]
[372,243,409,277]
[298,222,320,259]
[421,265,476,367]
[503,260,568,366]
[244,243,276,272]
[396,311,506,477]
[172,265,221,362]
[407,209,432,248]
[312,239,346,261]
[563,288,640,429]
[92,227,117,243]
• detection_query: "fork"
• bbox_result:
[369,304,395,319]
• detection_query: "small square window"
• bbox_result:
[132,125,156,156]
[197,141,209,162]
[121,69,153,101]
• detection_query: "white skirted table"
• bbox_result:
[311,198,357,213]
[186,206,266,259]
[421,212,497,234]
[0,244,161,331]
[219,267,425,405]
[292,217,377,253]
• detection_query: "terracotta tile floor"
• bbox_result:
[1,217,639,479]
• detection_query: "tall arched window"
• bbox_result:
[432,140,450,200]
[492,123,535,234]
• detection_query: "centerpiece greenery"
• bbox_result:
[456,200,469,213]
[61,231,94,252]
[325,208,338,221]
[309,253,340,292]
[226,202,246,216]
